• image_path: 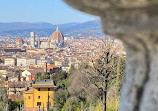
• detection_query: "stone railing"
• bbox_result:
[63,0,158,111]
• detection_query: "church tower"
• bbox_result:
[30,32,35,48]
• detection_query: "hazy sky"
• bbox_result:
[0,0,97,24]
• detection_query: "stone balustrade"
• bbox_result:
[63,0,158,111]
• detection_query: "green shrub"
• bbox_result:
[61,100,80,111]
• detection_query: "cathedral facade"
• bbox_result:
[38,27,64,49]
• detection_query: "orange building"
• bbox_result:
[24,79,56,111]
[47,64,61,73]
[28,74,36,81]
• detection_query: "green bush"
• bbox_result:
[54,89,69,110]
[61,100,80,111]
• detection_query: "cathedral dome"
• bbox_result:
[16,38,24,43]
[51,27,63,40]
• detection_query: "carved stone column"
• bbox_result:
[63,0,158,111]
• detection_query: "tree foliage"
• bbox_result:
[52,70,69,110]
[36,72,50,82]
[52,70,68,86]
[0,58,4,64]
[54,89,69,110]
[0,88,22,111]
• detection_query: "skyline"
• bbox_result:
[0,0,98,24]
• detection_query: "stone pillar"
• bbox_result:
[63,0,158,111]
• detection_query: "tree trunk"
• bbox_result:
[102,81,108,111]
[102,90,107,111]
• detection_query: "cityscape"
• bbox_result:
[0,0,126,111]
[0,25,125,111]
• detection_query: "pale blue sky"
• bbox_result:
[0,0,97,24]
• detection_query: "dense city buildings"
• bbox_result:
[0,26,125,111]
[29,27,64,49]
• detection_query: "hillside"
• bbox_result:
[0,20,102,37]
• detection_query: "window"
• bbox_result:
[37,102,41,106]
[38,88,40,91]
[38,96,40,99]
[48,88,50,91]
[28,96,31,99]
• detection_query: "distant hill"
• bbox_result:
[0,20,102,37]
[0,22,54,32]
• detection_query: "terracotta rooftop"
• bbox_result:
[16,38,23,43]
[51,27,63,40]
[8,82,27,88]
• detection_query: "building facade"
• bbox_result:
[17,58,27,67]
[26,59,37,66]
[4,58,16,66]
[24,79,55,111]
[36,27,64,49]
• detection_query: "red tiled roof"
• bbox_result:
[51,27,63,40]
[16,38,23,43]
[8,94,23,101]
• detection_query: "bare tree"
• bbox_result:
[91,37,118,111]
[68,37,125,111]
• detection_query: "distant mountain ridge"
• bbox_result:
[0,20,102,37]
[0,22,54,32]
